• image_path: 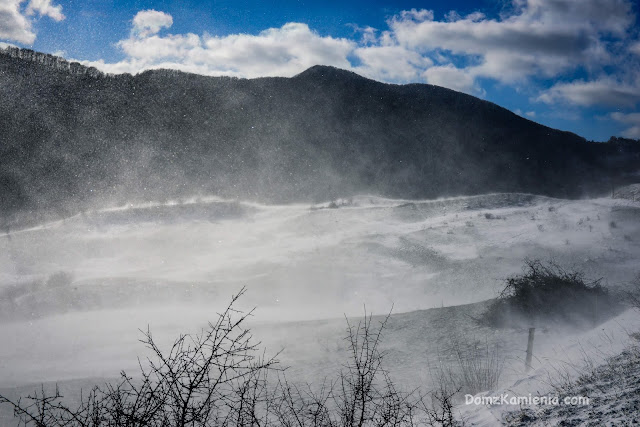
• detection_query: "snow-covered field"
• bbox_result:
[460,308,640,426]
[1,193,639,425]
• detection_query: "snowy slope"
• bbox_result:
[459,308,640,426]
[1,193,639,322]
[0,193,639,425]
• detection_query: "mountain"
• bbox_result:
[1,47,638,226]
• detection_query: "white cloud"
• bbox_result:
[25,0,63,21]
[611,112,640,123]
[84,21,356,78]
[389,0,634,85]
[465,12,486,23]
[0,0,64,44]
[516,109,537,118]
[119,33,201,61]
[621,126,640,138]
[444,11,462,22]
[348,24,377,45]
[395,8,434,23]
[538,78,640,107]
[354,45,432,82]
[131,9,172,38]
[78,0,638,112]
[611,112,640,138]
[86,15,431,84]
[422,65,483,95]
[0,0,36,44]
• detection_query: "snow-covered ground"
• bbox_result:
[460,308,640,426]
[1,193,639,425]
[2,193,639,321]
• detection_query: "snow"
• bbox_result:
[0,193,639,425]
[459,308,640,426]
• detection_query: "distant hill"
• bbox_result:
[1,47,639,226]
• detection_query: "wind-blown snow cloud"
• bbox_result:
[0,0,63,44]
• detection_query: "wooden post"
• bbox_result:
[525,327,535,372]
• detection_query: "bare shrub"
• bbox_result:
[420,379,460,427]
[480,259,622,329]
[451,342,504,396]
[430,340,505,398]
[0,288,280,426]
[269,312,431,426]
[0,295,464,426]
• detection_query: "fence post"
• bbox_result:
[525,327,535,372]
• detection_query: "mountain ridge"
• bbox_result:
[0,47,591,140]
[1,47,638,227]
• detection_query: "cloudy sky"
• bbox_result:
[1,0,639,141]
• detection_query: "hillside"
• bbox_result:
[2,193,639,323]
[1,47,639,227]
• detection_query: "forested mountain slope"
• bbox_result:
[1,47,638,226]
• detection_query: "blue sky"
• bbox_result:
[1,0,640,141]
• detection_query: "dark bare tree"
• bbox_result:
[1,293,461,426]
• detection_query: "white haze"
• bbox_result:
[0,193,639,396]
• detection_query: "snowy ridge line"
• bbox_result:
[0,214,82,237]
[2,192,636,238]
[88,192,553,212]
[96,195,236,212]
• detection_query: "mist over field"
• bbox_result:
[2,193,640,388]
[2,194,640,323]
[1,47,640,426]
